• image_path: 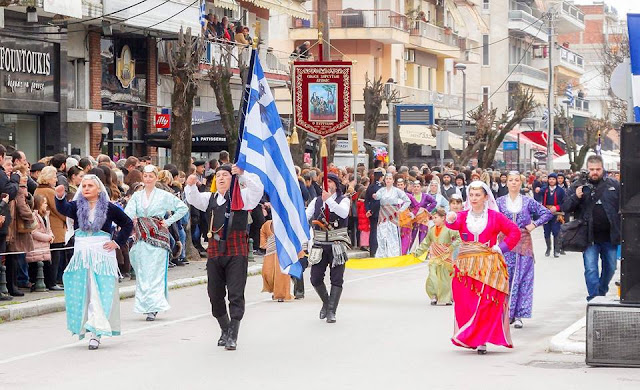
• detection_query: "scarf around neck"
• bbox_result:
[76,192,109,232]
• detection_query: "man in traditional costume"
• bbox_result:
[445,181,521,354]
[306,173,350,323]
[541,173,565,258]
[55,175,133,350]
[184,164,263,350]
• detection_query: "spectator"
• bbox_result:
[50,153,69,192]
[218,150,230,165]
[34,166,64,291]
[293,41,311,59]
[67,166,85,200]
[495,172,509,199]
[30,162,45,184]
[27,194,54,291]
[11,150,37,194]
[235,25,250,46]
[123,156,139,178]
[78,157,93,173]
[562,155,620,301]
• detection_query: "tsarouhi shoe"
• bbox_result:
[88,338,100,350]
[216,315,230,347]
[430,298,438,306]
[225,319,240,351]
[314,284,330,320]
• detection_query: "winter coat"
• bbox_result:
[7,187,35,253]
[0,168,19,236]
[27,211,53,263]
[35,185,67,244]
[356,199,370,232]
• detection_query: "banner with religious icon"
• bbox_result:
[292,62,352,137]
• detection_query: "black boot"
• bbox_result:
[314,284,329,319]
[326,285,343,323]
[216,315,230,347]
[225,319,240,351]
[553,237,560,258]
[293,277,305,299]
[545,236,551,257]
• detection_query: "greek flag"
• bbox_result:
[199,0,207,28]
[237,53,310,279]
[542,107,549,128]
[565,83,574,105]
[629,14,640,121]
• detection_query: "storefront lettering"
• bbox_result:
[0,46,51,76]
[5,74,46,93]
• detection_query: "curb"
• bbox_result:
[0,264,263,323]
[548,316,586,354]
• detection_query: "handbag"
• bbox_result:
[17,216,37,234]
[559,218,588,252]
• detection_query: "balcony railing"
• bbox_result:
[509,64,548,82]
[292,9,409,32]
[508,10,546,34]
[410,20,459,47]
[561,1,585,23]
[385,83,477,110]
[573,98,589,111]
[199,40,289,75]
[558,46,584,69]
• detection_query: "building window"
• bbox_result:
[417,66,422,89]
[428,68,432,90]
[483,0,490,10]
[482,34,489,66]
[482,86,490,109]
[194,96,201,107]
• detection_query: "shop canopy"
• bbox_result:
[518,130,567,157]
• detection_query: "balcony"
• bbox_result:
[385,83,477,111]
[555,1,585,34]
[199,40,289,80]
[290,9,410,44]
[557,46,584,75]
[508,64,548,90]
[408,21,460,57]
[508,2,547,43]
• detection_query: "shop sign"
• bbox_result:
[116,45,136,89]
[155,114,170,128]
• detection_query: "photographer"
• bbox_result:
[562,155,620,301]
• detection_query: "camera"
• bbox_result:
[576,170,595,198]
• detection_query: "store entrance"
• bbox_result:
[0,114,40,162]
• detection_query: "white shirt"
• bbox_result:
[305,192,350,221]
[506,194,523,214]
[184,172,264,212]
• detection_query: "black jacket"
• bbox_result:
[0,168,19,236]
[562,177,620,245]
[364,180,382,219]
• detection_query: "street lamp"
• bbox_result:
[454,63,467,158]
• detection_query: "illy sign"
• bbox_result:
[155,114,170,128]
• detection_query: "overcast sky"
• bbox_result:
[573,0,640,15]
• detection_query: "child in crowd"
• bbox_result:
[27,194,54,291]
[449,194,463,213]
[413,208,461,305]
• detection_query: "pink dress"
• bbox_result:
[446,209,521,350]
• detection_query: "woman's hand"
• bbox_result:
[54,185,66,199]
[525,223,536,232]
[103,240,119,252]
[446,211,457,224]
[49,235,55,244]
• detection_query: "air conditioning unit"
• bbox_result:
[404,49,415,63]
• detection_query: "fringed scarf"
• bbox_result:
[76,192,109,233]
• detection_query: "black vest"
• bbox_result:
[207,192,248,232]
[312,196,347,230]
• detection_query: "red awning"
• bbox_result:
[520,131,566,157]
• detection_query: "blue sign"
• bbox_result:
[503,141,518,151]
[396,104,434,125]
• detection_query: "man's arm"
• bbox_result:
[326,196,350,219]
[238,172,264,210]
[184,184,212,212]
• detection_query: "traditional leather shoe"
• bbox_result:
[216,315,230,347]
[313,284,329,320]
[225,319,240,350]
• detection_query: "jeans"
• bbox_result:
[178,225,186,259]
[583,242,618,301]
[17,254,29,286]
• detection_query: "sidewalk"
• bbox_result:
[0,249,371,323]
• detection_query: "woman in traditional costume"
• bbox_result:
[124,165,189,321]
[496,172,552,329]
[445,181,521,354]
[413,208,460,305]
[427,180,449,212]
[54,175,133,350]
[373,173,410,258]
[407,179,436,249]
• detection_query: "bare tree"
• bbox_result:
[363,74,385,140]
[600,32,630,128]
[451,86,537,168]
[209,43,251,158]
[556,107,608,171]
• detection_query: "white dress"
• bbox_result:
[374,187,410,258]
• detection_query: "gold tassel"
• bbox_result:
[287,135,291,144]
[320,137,328,157]
[351,127,358,155]
[290,126,299,145]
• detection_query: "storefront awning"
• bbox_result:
[248,0,310,20]
[399,125,463,149]
[520,131,566,157]
[213,0,240,11]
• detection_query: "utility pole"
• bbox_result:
[546,10,555,172]
[317,0,330,61]
[388,102,395,164]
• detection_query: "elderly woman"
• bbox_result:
[373,173,410,258]
[35,166,66,291]
[54,175,133,350]
[124,165,189,321]
[427,179,449,213]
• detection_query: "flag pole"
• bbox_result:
[315,28,330,221]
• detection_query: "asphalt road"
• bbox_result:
[0,230,638,390]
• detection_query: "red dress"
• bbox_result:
[356,199,370,246]
[446,209,521,350]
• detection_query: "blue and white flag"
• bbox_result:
[237,53,310,279]
[199,0,207,28]
[628,13,640,121]
[565,83,574,105]
[542,107,549,128]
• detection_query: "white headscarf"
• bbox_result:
[72,174,109,201]
[464,180,498,212]
[428,180,441,195]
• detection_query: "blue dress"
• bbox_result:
[125,188,189,314]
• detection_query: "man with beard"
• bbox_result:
[563,155,620,301]
[494,172,509,198]
[440,172,460,201]
[541,173,565,257]
[455,174,467,202]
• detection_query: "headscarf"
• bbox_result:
[74,174,110,232]
[428,180,441,195]
[464,180,498,212]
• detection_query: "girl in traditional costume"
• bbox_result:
[496,172,552,329]
[445,181,521,354]
[124,165,189,321]
[373,173,410,258]
[407,179,436,252]
[413,208,460,305]
[55,175,133,350]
